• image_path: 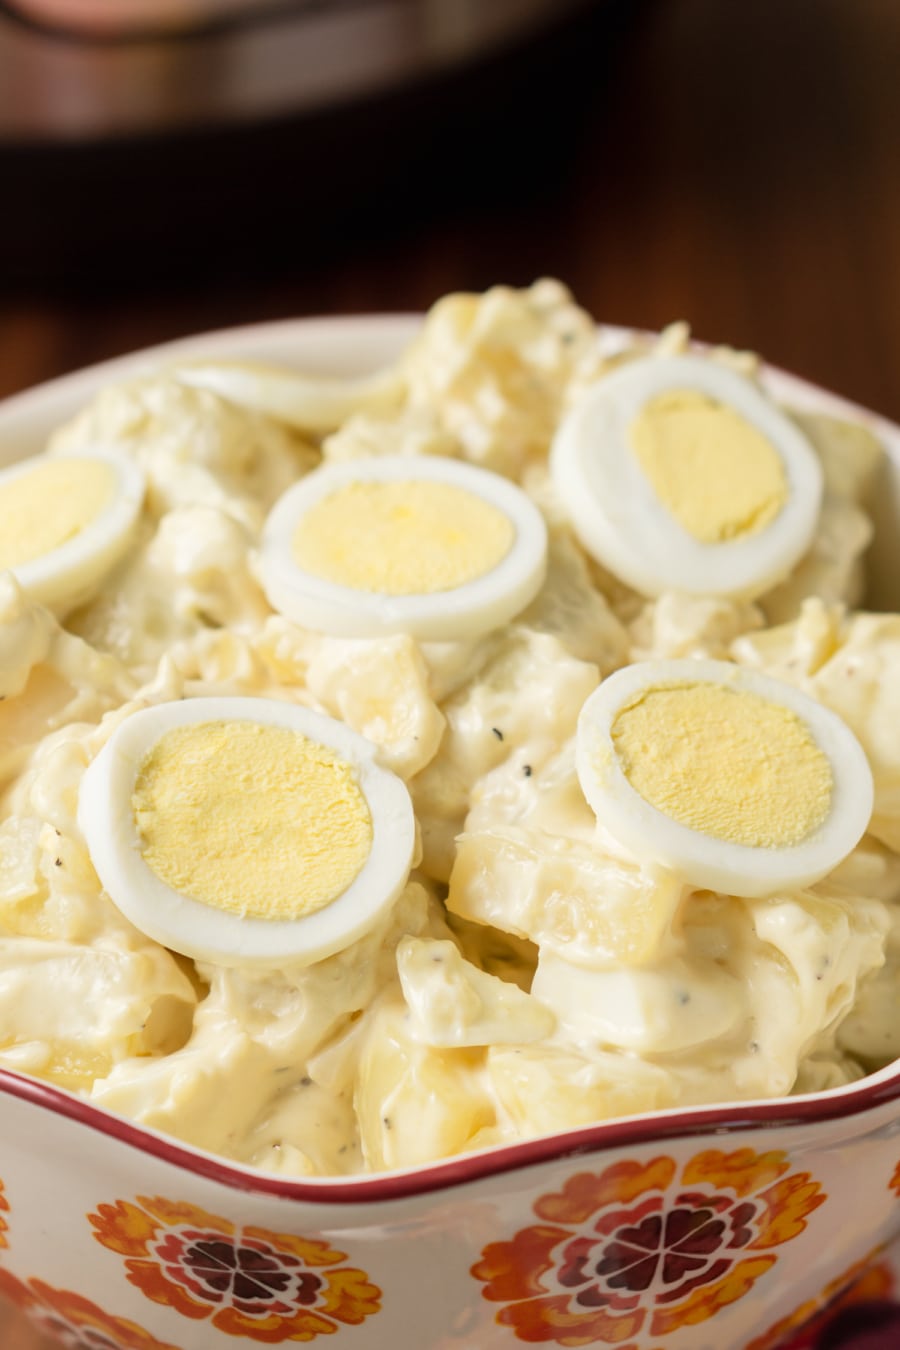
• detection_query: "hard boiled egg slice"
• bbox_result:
[258,454,548,640]
[0,448,145,615]
[551,354,823,599]
[78,696,416,968]
[174,358,404,433]
[576,659,873,897]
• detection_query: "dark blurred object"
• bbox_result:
[3,0,293,40]
[819,1302,900,1350]
[2,0,897,427]
[0,0,600,138]
[0,0,615,288]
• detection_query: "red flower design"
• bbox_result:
[0,1266,181,1350]
[0,1176,8,1251]
[88,1196,381,1342]
[472,1150,825,1346]
[152,1227,325,1317]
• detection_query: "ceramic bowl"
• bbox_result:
[1,318,900,1350]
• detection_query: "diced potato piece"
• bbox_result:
[531,949,745,1054]
[449,825,685,968]
[302,632,446,780]
[397,937,554,1047]
[0,938,196,1091]
[355,995,494,1170]
[488,1043,675,1136]
[411,629,598,879]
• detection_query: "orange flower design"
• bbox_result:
[890,1160,900,1199]
[0,1266,181,1350]
[88,1195,381,1342]
[472,1149,825,1346]
[748,1248,894,1350]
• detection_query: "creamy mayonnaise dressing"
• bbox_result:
[0,281,896,1176]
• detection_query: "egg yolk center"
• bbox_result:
[609,682,833,848]
[291,479,515,595]
[0,457,117,570]
[132,721,373,921]
[629,389,789,543]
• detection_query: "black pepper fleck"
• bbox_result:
[383,1116,393,1130]
[523,764,532,777]
[54,858,62,867]
[491,727,504,741]
[300,1075,312,1087]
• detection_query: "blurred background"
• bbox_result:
[0,0,898,421]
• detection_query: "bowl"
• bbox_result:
[1,316,900,1350]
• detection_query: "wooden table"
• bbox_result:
[0,1,898,1345]
[2,0,898,419]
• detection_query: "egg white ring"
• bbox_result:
[257,455,549,640]
[576,659,874,898]
[551,355,824,600]
[78,696,417,969]
[0,447,146,616]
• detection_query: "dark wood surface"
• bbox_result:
[2,0,899,418]
[1,1,898,1345]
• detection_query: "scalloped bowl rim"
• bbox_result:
[1,312,899,1204]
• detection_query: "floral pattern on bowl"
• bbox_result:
[0,1265,183,1350]
[472,1148,825,1346]
[88,1196,382,1342]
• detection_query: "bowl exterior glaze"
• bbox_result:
[3,317,900,1350]
[2,1083,900,1349]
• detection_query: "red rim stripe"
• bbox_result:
[2,1062,900,1204]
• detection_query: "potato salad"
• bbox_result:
[0,280,898,1177]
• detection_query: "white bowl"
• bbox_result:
[1,317,899,1350]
